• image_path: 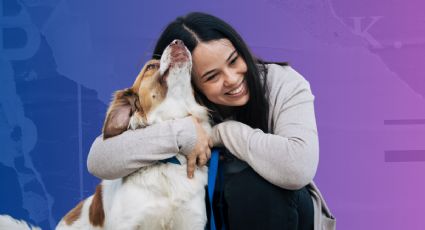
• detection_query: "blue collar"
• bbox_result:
[159,156,181,165]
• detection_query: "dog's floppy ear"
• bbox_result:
[102,89,139,139]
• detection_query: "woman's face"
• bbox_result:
[192,38,249,107]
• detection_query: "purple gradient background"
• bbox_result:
[1,0,424,229]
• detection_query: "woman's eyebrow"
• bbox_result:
[201,50,237,79]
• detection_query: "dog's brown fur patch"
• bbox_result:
[102,59,163,139]
[102,88,140,139]
[89,185,105,227]
[132,59,160,92]
[63,200,84,225]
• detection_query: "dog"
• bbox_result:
[57,39,211,230]
[1,39,211,230]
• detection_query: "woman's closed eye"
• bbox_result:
[205,56,239,82]
[230,55,238,65]
[206,74,217,82]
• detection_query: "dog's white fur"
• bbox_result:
[1,40,210,230]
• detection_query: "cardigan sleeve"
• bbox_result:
[87,116,197,180]
[211,65,319,190]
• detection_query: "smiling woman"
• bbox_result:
[191,39,250,107]
[87,12,336,230]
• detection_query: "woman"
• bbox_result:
[87,12,335,230]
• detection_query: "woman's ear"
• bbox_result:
[102,89,139,139]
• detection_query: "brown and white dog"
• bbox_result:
[57,39,211,230]
[0,39,210,230]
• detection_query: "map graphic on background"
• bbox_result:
[0,0,424,229]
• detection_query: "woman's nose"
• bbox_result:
[223,69,239,87]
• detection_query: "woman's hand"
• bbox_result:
[186,116,213,179]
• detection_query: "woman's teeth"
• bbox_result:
[227,82,245,95]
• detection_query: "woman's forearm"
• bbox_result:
[87,116,197,180]
[212,120,318,190]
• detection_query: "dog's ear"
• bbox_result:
[102,89,139,139]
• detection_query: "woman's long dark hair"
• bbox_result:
[152,12,287,133]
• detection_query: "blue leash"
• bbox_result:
[208,149,220,230]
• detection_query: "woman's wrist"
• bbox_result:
[173,116,198,155]
[211,123,224,147]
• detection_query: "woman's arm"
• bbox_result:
[87,116,197,180]
[211,65,319,190]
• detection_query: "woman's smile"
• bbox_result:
[225,79,248,97]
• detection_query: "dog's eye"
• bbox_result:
[146,63,159,71]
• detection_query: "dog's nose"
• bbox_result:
[171,39,184,46]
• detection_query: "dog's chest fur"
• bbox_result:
[100,159,208,229]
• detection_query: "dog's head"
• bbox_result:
[102,40,192,139]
